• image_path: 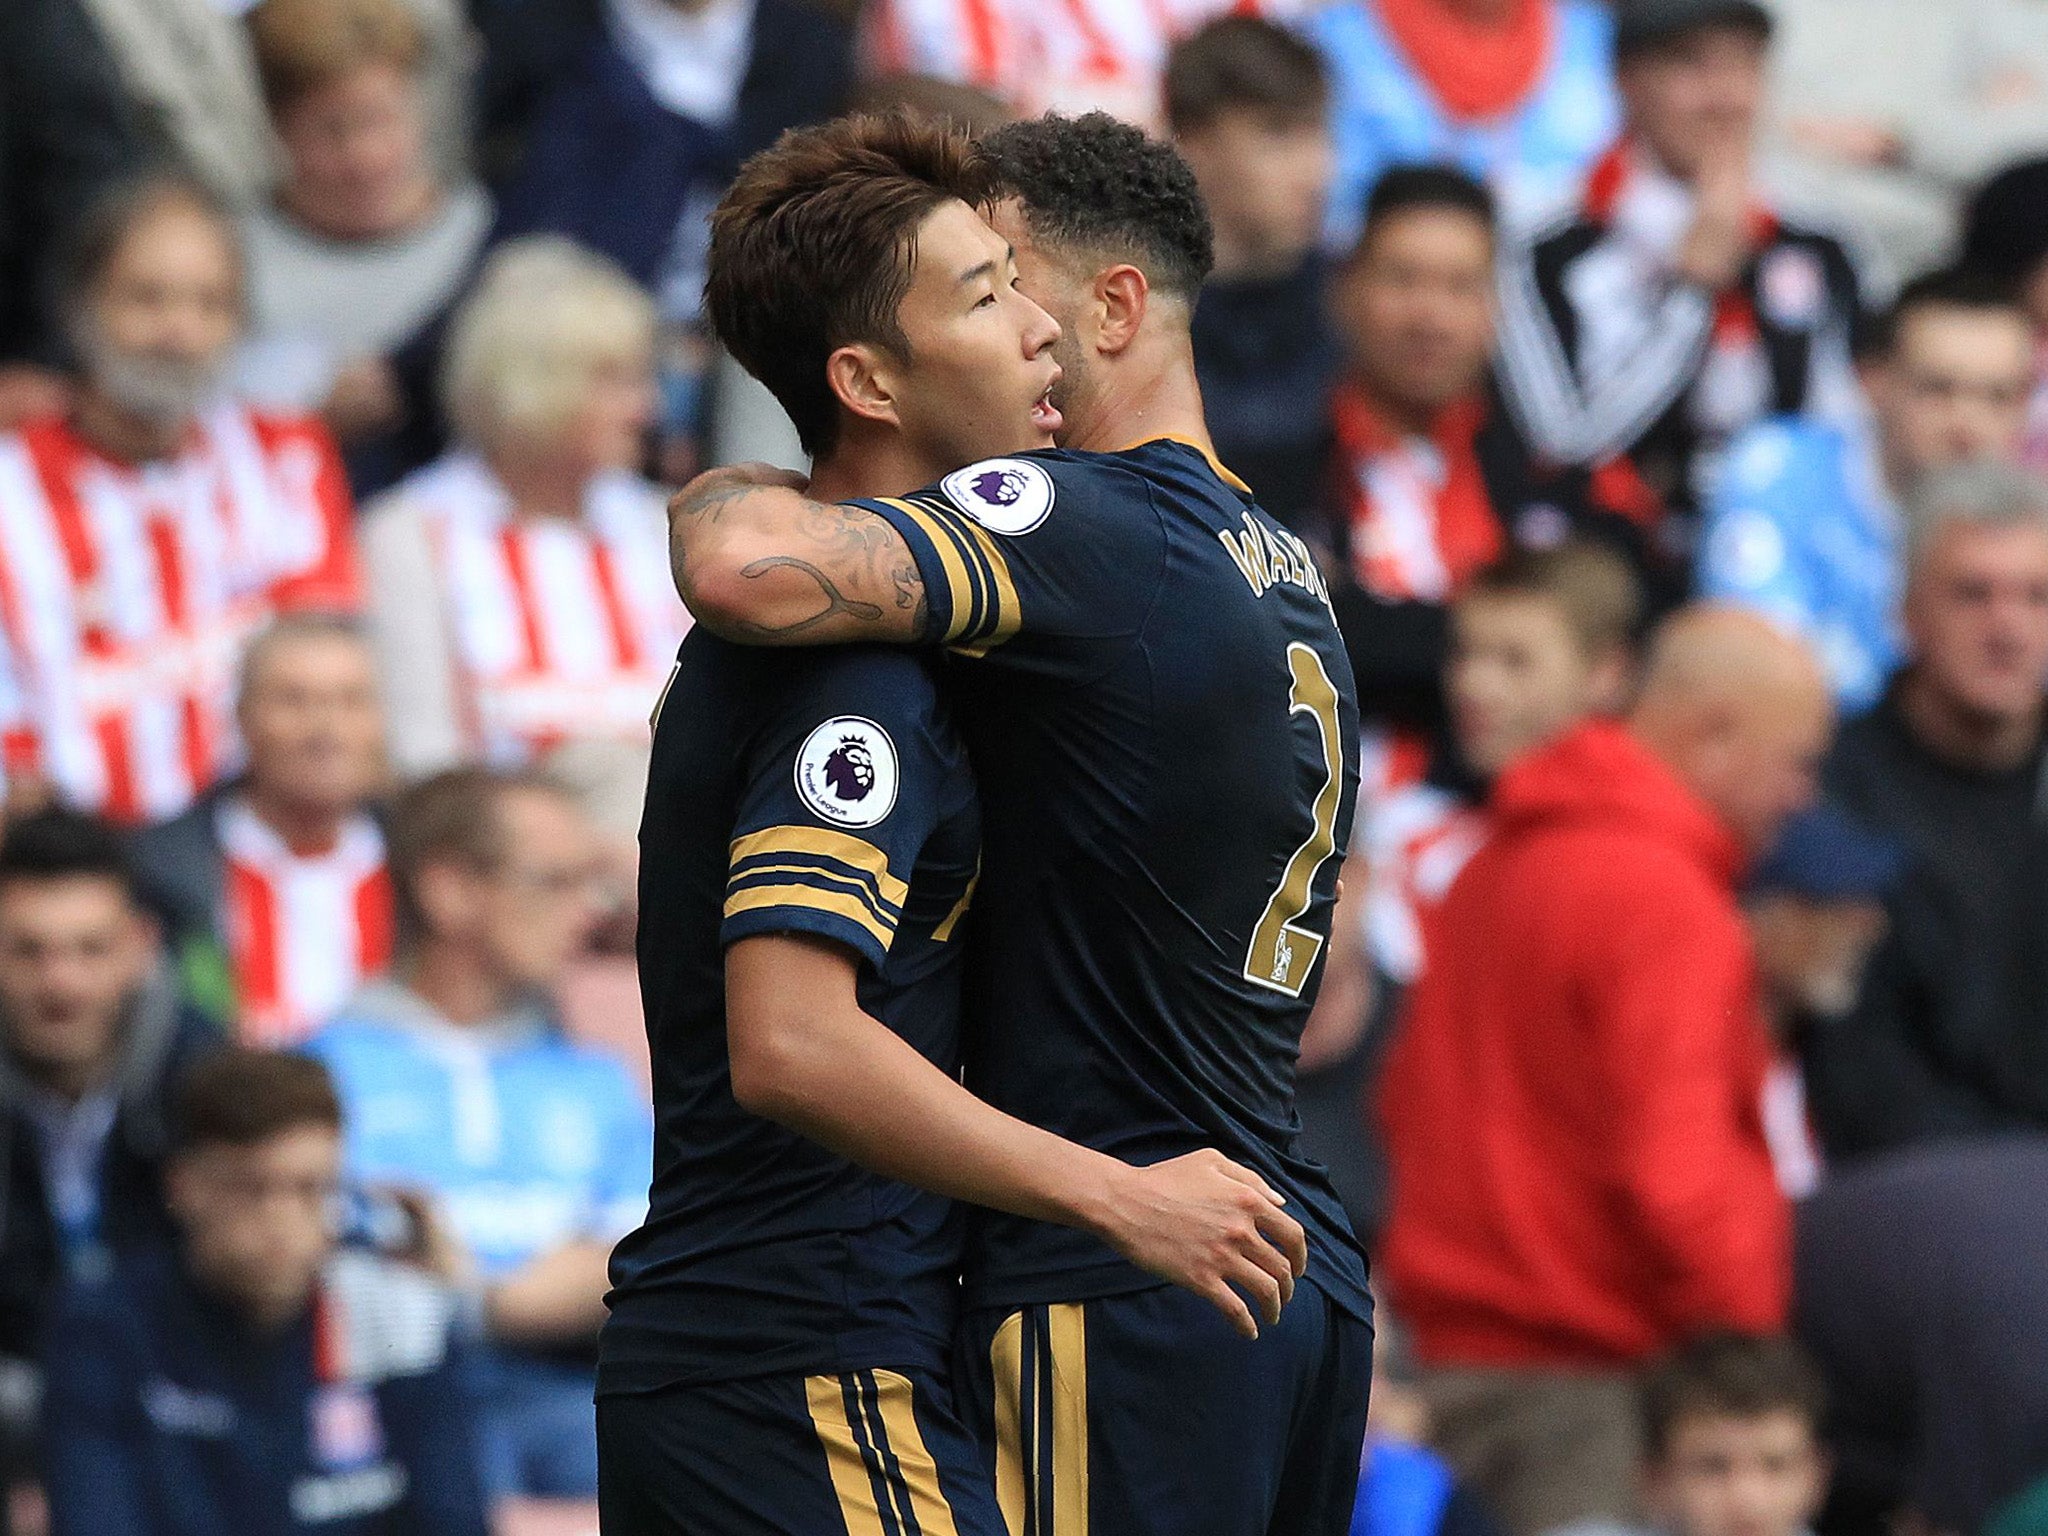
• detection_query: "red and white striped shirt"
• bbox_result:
[861,0,1305,126]
[382,453,687,769]
[220,797,392,1047]
[1357,728,1488,985]
[0,407,359,821]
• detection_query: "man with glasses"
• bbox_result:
[1702,268,2038,711]
[42,1048,491,1536]
[308,766,652,1503]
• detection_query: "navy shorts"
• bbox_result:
[954,1279,1372,1536]
[597,1366,1008,1535]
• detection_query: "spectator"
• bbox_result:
[308,768,651,1500]
[75,0,279,211]
[0,0,145,427]
[1378,606,1831,1536]
[75,0,478,215]
[859,0,1303,128]
[238,0,495,498]
[360,239,685,779]
[132,617,391,1047]
[1805,463,2048,1156]
[41,1049,490,1536]
[1308,0,1619,249]
[1322,164,1662,733]
[0,812,218,1410]
[1494,0,1876,522]
[489,0,853,479]
[1172,17,1341,529]
[1767,0,2048,279]
[1796,1139,2048,1536]
[1961,159,2048,476]
[1701,269,2036,712]
[1550,1334,1829,1536]
[1360,540,1641,993]
[1351,1313,1511,1536]
[1740,803,1906,1199]
[0,174,360,823]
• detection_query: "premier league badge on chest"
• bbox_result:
[795,716,900,829]
[310,1382,385,1470]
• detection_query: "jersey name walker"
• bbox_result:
[860,439,1373,1322]
[598,634,980,1393]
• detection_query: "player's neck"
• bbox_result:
[1059,334,1216,460]
[809,429,947,504]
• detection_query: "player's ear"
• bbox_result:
[1094,264,1149,356]
[826,342,901,431]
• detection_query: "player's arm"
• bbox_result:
[726,933,1308,1340]
[668,463,931,645]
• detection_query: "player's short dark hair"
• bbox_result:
[1164,17,1329,136]
[705,112,998,458]
[1864,265,2028,358]
[386,765,570,949]
[1355,165,1496,260]
[1641,1333,1827,1459]
[978,113,1215,304]
[0,809,141,904]
[178,1049,343,1152]
[1460,539,1645,658]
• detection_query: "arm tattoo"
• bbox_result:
[749,501,928,638]
[671,475,930,640]
[730,555,883,638]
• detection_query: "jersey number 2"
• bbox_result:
[1244,643,1345,998]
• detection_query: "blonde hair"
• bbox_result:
[440,237,657,456]
[249,0,427,112]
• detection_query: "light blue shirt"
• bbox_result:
[308,982,652,1279]
[1699,416,1905,713]
[1306,0,1619,250]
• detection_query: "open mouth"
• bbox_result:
[1031,377,1063,435]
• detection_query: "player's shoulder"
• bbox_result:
[684,629,940,710]
[920,447,1162,534]
[710,638,949,774]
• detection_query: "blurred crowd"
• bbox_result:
[2,0,2048,1532]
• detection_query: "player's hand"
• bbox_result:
[1092,1149,1309,1340]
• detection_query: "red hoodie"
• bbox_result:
[1378,720,1790,1369]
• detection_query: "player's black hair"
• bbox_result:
[0,809,141,903]
[978,113,1215,303]
[1862,264,2026,358]
[1358,164,1497,253]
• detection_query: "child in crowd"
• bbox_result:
[1358,539,1642,991]
[1541,1332,1829,1536]
[40,1050,490,1536]
[1296,537,1641,1243]
[1633,1334,1830,1536]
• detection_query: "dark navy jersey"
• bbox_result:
[598,633,980,1394]
[858,438,1373,1322]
